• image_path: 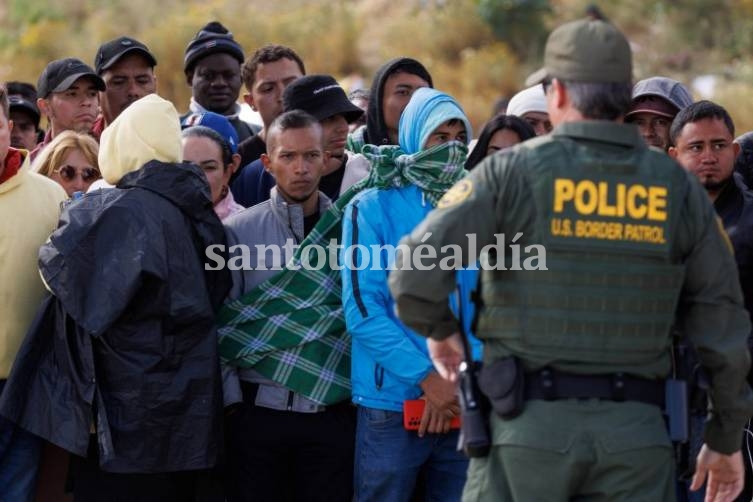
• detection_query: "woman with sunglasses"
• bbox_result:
[32,130,100,197]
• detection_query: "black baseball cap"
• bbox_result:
[95,36,157,74]
[8,95,40,124]
[283,75,364,124]
[37,58,106,98]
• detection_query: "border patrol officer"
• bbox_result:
[388,18,753,502]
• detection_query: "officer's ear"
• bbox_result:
[551,79,566,106]
[668,146,679,159]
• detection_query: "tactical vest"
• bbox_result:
[476,136,687,376]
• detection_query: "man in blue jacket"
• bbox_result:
[341,87,473,501]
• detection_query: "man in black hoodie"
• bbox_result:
[670,101,753,318]
[347,57,433,152]
[670,100,753,502]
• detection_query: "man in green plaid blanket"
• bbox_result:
[220,109,358,502]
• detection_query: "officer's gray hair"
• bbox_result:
[558,80,633,120]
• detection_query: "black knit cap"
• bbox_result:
[184,21,244,74]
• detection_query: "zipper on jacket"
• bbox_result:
[286,390,295,411]
[350,202,369,318]
[374,364,384,390]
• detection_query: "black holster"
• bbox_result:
[477,356,525,420]
[671,333,707,479]
[457,361,491,458]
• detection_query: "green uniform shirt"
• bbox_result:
[388,120,753,454]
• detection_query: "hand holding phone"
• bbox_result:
[403,399,460,435]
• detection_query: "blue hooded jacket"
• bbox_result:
[341,88,480,412]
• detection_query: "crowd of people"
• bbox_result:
[1,14,753,502]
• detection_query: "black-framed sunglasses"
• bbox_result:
[56,165,101,183]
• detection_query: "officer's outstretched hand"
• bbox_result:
[427,332,464,382]
[691,444,744,502]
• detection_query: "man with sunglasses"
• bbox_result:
[31,58,105,161]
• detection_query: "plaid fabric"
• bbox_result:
[217,140,468,405]
[346,125,367,154]
[218,176,372,405]
[362,141,468,205]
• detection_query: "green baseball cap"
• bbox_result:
[526,18,632,87]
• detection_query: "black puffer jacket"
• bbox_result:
[734,131,753,190]
[715,173,753,331]
[0,161,231,473]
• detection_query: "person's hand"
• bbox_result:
[690,444,744,502]
[427,332,464,382]
[419,371,460,413]
[417,398,455,437]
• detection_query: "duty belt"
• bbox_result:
[524,368,665,408]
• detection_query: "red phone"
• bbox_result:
[403,399,461,431]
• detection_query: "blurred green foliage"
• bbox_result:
[1,0,752,134]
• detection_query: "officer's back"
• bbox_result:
[479,123,689,379]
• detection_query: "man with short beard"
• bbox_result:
[669,100,753,341]
[31,58,105,161]
[669,100,753,502]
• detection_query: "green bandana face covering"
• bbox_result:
[362,140,469,206]
[217,141,469,404]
